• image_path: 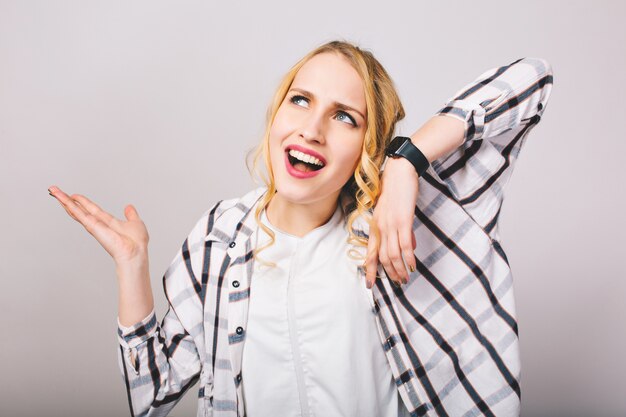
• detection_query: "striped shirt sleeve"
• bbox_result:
[435,57,554,144]
[429,57,554,238]
[117,306,202,417]
[116,204,223,417]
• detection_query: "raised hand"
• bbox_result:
[364,158,418,289]
[48,185,149,267]
[363,116,466,289]
[49,185,155,326]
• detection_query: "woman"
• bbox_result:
[49,40,553,417]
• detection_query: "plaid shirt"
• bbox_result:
[117,57,554,417]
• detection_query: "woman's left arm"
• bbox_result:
[364,116,465,288]
[365,57,554,288]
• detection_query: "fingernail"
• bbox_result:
[49,191,54,197]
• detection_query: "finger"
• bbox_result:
[71,194,118,227]
[386,229,407,284]
[49,187,79,222]
[68,205,122,254]
[50,187,90,223]
[365,230,379,289]
[60,203,79,222]
[49,187,126,259]
[124,204,141,222]
[399,225,416,277]
[50,188,112,240]
[379,231,401,285]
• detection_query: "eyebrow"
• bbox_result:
[288,88,366,121]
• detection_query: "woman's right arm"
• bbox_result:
[48,185,155,326]
[49,186,208,416]
[117,301,203,416]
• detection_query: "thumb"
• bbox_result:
[365,232,379,289]
[124,204,140,221]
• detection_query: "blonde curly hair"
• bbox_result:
[246,39,405,266]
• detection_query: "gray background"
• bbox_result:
[1,1,624,416]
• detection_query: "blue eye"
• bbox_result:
[336,111,357,127]
[289,94,358,127]
[290,95,309,107]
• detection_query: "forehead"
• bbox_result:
[291,52,366,116]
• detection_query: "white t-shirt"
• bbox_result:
[241,203,407,417]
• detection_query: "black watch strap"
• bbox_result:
[385,136,430,177]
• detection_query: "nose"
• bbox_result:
[298,111,326,144]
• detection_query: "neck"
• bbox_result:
[265,192,340,238]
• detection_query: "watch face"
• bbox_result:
[386,136,409,156]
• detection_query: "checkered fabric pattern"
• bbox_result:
[117,57,554,417]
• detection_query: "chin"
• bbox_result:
[274,182,328,206]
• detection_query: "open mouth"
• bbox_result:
[286,149,326,173]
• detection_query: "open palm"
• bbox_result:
[48,185,149,266]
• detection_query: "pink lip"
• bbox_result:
[284,151,324,179]
[285,144,327,165]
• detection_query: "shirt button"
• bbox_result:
[236,326,244,335]
[386,336,394,348]
[229,241,236,248]
[232,280,240,288]
[538,102,543,111]
[237,375,242,382]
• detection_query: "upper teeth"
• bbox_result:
[289,149,324,167]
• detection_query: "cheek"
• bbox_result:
[269,111,292,147]
[349,149,362,173]
[335,139,364,174]
[268,117,286,151]
[268,136,283,172]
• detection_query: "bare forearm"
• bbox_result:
[409,114,466,163]
[116,257,154,327]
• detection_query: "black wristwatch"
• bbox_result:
[385,136,430,177]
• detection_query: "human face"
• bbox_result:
[268,52,367,208]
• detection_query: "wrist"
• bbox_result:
[408,133,436,163]
[384,136,430,178]
[382,157,419,188]
[115,248,148,271]
[115,256,149,282]
[408,115,465,163]
[384,156,419,176]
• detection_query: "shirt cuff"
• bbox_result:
[117,309,158,349]
[436,98,487,144]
